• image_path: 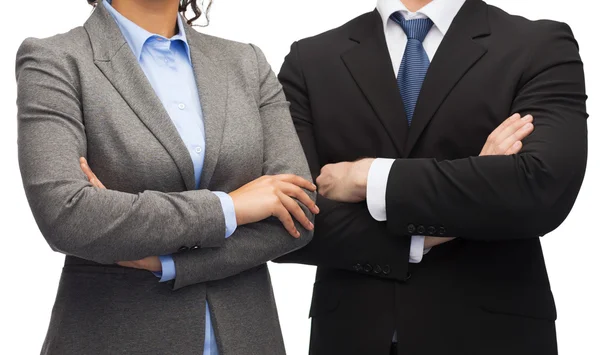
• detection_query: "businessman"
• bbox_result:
[276,0,588,354]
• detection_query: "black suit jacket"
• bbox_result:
[276,1,588,354]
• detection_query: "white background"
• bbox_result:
[0,1,598,354]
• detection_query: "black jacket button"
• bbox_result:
[439,227,446,236]
[407,224,416,234]
[191,245,199,250]
[382,265,391,275]
[178,246,189,252]
[353,263,363,271]
[374,265,382,274]
[364,264,373,273]
[404,272,412,282]
[427,226,436,235]
[417,225,425,234]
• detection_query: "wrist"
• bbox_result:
[150,259,162,272]
[229,193,241,225]
[353,158,375,200]
[229,192,246,226]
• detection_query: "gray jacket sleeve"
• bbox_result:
[16,38,227,264]
[170,45,316,290]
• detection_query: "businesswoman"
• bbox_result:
[16,0,317,354]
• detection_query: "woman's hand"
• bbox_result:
[117,257,162,272]
[79,157,105,188]
[424,113,535,248]
[229,175,319,238]
[79,157,161,273]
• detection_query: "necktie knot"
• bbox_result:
[391,13,434,42]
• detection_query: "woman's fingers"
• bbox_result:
[79,157,95,181]
[272,174,320,214]
[277,191,314,232]
[79,157,106,188]
[271,202,300,238]
[117,261,136,268]
[92,177,106,189]
[275,174,317,192]
[278,182,320,214]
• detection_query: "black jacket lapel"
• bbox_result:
[405,0,490,156]
[341,10,409,157]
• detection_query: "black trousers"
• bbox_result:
[390,343,398,355]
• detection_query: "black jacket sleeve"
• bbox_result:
[385,23,588,241]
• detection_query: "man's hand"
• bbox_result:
[317,113,534,203]
[315,114,534,251]
[424,113,534,247]
[316,158,374,203]
[424,237,456,249]
[79,157,161,273]
[480,113,533,156]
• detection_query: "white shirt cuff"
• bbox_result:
[366,158,395,221]
[409,235,425,263]
[366,159,424,264]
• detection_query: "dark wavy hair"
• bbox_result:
[87,0,212,26]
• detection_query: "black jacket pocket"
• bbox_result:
[479,283,557,321]
[309,280,344,318]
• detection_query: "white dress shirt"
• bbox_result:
[368,0,466,263]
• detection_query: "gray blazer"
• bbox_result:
[16,1,315,354]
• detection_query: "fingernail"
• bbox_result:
[525,123,533,129]
[312,184,317,190]
[522,114,532,120]
[314,205,320,213]
[91,178,97,185]
[309,222,314,230]
[296,230,300,237]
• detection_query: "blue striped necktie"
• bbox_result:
[391,13,434,126]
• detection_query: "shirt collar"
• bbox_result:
[103,0,191,61]
[377,0,466,35]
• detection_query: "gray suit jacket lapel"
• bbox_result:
[84,1,196,191]
[186,28,229,190]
